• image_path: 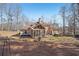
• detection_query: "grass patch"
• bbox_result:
[44,35,79,44]
[10,36,34,42]
[0,41,4,45]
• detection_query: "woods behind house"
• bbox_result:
[0,3,79,37]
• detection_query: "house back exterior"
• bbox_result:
[20,18,59,38]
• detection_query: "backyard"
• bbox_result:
[0,31,79,56]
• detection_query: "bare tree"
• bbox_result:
[15,4,22,31]
[6,4,12,31]
[0,4,24,31]
[0,4,5,31]
[72,4,76,36]
[60,6,66,35]
[66,3,79,36]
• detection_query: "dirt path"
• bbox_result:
[9,41,79,56]
[0,37,11,56]
[0,37,79,56]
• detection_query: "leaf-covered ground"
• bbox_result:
[0,31,79,56]
[0,37,79,56]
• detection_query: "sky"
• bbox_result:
[18,3,66,26]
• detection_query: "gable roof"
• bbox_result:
[30,21,45,29]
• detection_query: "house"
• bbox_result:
[21,18,46,38]
[27,22,45,38]
[20,18,59,38]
